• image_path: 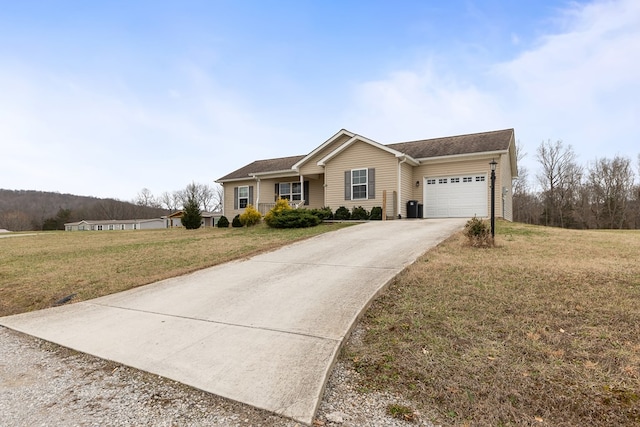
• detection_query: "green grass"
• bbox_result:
[0,223,351,316]
[345,220,640,426]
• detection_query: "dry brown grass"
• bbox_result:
[0,223,350,317]
[346,221,640,426]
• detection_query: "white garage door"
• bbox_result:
[424,174,487,218]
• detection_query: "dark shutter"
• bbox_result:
[274,183,280,201]
[368,168,375,199]
[233,187,238,209]
[249,186,254,205]
[304,181,309,205]
[344,171,351,200]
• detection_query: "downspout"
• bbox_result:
[253,176,260,208]
[300,174,304,206]
[398,157,407,219]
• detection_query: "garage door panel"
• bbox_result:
[424,175,487,218]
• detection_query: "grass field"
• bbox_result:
[344,221,640,426]
[2,220,638,425]
[0,223,350,317]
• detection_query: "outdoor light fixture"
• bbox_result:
[489,159,497,239]
[415,180,420,187]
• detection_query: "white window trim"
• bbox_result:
[238,185,249,209]
[351,168,368,200]
[278,182,302,201]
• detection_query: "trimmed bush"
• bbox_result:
[232,214,243,228]
[264,198,292,225]
[464,216,493,247]
[370,206,382,220]
[334,206,351,220]
[264,209,321,228]
[217,215,229,228]
[310,206,333,221]
[351,206,369,220]
[239,205,262,227]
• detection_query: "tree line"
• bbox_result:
[0,182,222,231]
[513,140,640,229]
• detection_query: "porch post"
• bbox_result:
[300,174,304,202]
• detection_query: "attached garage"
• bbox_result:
[423,174,488,218]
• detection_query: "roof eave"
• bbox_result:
[417,150,509,163]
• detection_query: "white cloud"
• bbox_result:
[343,0,640,175]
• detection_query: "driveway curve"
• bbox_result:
[0,218,465,425]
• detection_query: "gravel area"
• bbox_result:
[1,326,438,427]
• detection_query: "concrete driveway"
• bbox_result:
[0,218,465,425]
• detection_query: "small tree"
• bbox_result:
[181,196,202,229]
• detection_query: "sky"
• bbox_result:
[1,0,638,201]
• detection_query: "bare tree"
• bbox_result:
[159,191,179,213]
[0,210,33,231]
[177,182,221,212]
[587,156,635,229]
[135,188,160,208]
[512,142,538,224]
[536,140,582,228]
[212,183,224,212]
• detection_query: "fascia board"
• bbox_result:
[292,129,356,170]
[417,150,508,163]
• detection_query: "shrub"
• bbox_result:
[239,205,262,227]
[351,206,369,220]
[264,209,321,228]
[370,206,383,220]
[217,215,229,228]
[232,214,243,228]
[309,206,333,221]
[464,216,493,247]
[334,206,351,220]
[264,198,292,225]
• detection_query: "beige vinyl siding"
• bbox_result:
[223,179,255,218]
[324,141,397,213]
[400,161,414,218]
[306,177,324,209]
[298,134,352,176]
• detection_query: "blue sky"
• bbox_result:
[1,0,638,200]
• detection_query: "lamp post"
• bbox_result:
[489,159,497,239]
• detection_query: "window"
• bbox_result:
[352,169,368,199]
[463,177,473,183]
[451,177,460,183]
[97,225,103,231]
[238,186,249,208]
[120,224,126,230]
[438,178,448,184]
[475,176,485,182]
[278,182,302,201]
[108,224,114,230]
[426,179,436,185]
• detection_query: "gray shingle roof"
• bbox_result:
[217,129,514,181]
[217,155,306,181]
[387,128,514,159]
